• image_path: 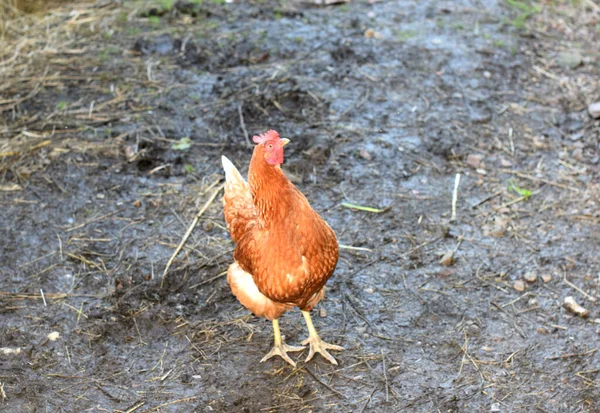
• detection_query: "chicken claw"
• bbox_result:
[301,310,344,365]
[260,319,305,367]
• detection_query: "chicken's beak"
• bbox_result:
[280,138,291,147]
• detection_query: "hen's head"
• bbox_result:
[252,130,290,166]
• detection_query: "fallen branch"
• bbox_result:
[161,183,224,287]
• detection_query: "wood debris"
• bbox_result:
[563,296,589,318]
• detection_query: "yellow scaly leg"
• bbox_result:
[260,318,305,367]
[301,310,344,365]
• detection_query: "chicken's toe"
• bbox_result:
[260,343,305,367]
[301,336,344,365]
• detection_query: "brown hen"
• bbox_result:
[221,130,342,366]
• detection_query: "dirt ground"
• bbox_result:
[1,0,599,411]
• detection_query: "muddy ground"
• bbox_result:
[1,0,600,411]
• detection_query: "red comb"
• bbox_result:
[252,130,280,144]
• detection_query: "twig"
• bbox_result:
[303,366,345,399]
[40,289,47,307]
[381,349,389,402]
[359,386,378,413]
[237,103,251,147]
[161,183,224,287]
[563,275,597,302]
[585,0,600,12]
[501,169,580,192]
[451,173,461,221]
[546,348,597,361]
[339,244,373,252]
[471,190,502,209]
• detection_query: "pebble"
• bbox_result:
[359,148,372,160]
[557,51,582,69]
[439,250,454,266]
[47,331,60,341]
[0,347,22,356]
[364,287,374,294]
[319,308,327,318]
[364,29,383,39]
[542,274,552,283]
[466,323,480,336]
[202,221,213,232]
[466,153,484,168]
[523,272,537,283]
[513,280,526,292]
[588,102,600,119]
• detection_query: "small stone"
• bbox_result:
[542,274,552,283]
[124,145,137,162]
[0,347,22,356]
[500,158,512,167]
[364,287,374,294]
[513,280,526,292]
[133,200,141,208]
[484,216,508,237]
[466,153,484,168]
[536,327,549,334]
[47,331,60,341]
[96,193,105,199]
[523,272,537,283]
[364,29,383,39]
[466,323,480,336]
[359,148,373,161]
[439,250,455,266]
[557,51,582,69]
[490,402,502,412]
[483,71,491,78]
[202,221,213,232]
[319,308,327,318]
[588,102,600,119]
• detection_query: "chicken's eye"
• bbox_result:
[267,144,273,149]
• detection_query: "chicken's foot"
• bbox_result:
[260,318,305,367]
[301,310,344,365]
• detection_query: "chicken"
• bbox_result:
[221,130,342,366]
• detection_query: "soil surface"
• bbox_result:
[1,0,600,411]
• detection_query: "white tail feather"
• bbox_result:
[221,155,246,188]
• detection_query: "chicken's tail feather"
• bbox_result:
[221,155,257,242]
[222,155,246,190]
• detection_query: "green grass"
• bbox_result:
[161,0,174,10]
[172,137,192,151]
[504,0,541,29]
[508,180,532,198]
[396,30,417,42]
[126,27,140,36]
[56,101,68,110]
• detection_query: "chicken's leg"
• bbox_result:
[260,318,305,367]
[301,310,344,365]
